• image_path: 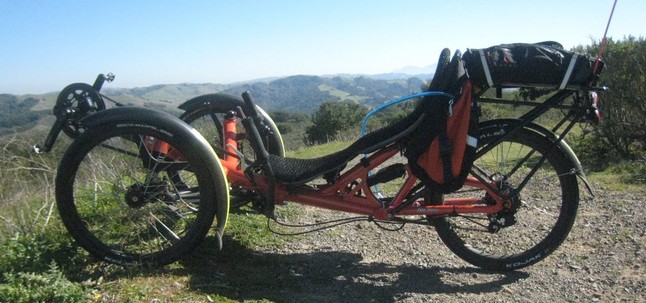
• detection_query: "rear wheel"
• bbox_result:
[431,125,579,271]
[56,121,221,266]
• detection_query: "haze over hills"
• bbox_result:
[1,70,434,133]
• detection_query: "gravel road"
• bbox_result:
[193,184,644,303]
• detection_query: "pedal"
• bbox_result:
[251,192,275,219]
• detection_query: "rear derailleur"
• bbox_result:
[486,175,522,233]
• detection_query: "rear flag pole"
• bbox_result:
[592,0,618,75]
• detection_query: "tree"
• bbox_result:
[305,101,368,144]
[574,36,646,160]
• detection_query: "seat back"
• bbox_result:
[404,50,478,193]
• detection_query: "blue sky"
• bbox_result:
[1,0,643,94]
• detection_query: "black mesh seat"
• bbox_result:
[267,107,426,184]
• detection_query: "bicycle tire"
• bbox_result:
[56,109,227,266]
[431,123,579,271]
[179,94,285,158]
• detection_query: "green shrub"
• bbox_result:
[571,131,621,171]
[0,226,85,279]
[610,161,646,184]
[0,262,89,303]
[574,37,646,161]
[305,101,368,144]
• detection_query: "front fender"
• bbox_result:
[178,93,245,112]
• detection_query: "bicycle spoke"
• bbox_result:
[150,213,181,242]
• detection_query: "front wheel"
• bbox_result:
[179,94,285,208]
[431,124,580,271]
[56,109,228,266]
[179,94,285,159]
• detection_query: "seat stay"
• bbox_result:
[476,90,574,159]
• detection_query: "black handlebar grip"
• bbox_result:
[93,74,106,91]
[241,91,260,118]
[39,114,68,153]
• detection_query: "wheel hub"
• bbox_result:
[125,185,147,208]
[124,179,172,208]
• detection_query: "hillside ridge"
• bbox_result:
[1,73,431,132]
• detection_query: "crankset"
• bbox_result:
[229,187,275,218]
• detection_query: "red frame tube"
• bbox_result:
[220,116,507,221]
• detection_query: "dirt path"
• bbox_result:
[177,186,645,302]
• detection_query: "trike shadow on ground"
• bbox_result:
[173,235,528,303]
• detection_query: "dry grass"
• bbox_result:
[0,132,67,240]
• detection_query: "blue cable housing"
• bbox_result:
[361,91,455,136]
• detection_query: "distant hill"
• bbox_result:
[221,75,426,112]
[0,94,50,133]
[1,73,431,132]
